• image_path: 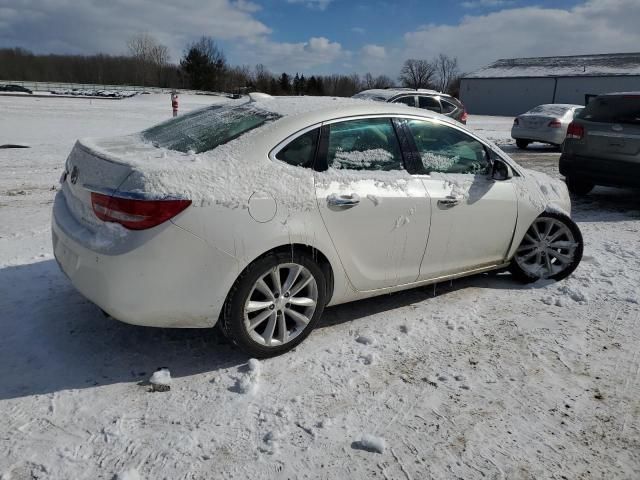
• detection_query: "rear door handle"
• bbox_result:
[327,193,360,207]
[438,196,460,208]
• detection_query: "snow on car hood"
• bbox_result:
[516,168,571,215]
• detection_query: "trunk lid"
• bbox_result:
[61,136,155,231]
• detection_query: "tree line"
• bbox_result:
[0,34,462,97]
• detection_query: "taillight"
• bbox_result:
[548,119,562,128]
[513,118,519,126]
[91,193,191,230]
[566,122,584,140]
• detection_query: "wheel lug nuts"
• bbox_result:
[274,293,279,298]
[269,305,275,310]
[284,292,290,298]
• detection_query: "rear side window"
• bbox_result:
[441,100,457,114]
[407,119,489,174]
[142,104,280,153]
[327,118,403,171]
[418,96,441,113]
[393,96,416,107]
[578,96,640,125]
[276,128,319,168]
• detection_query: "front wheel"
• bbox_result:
[220,252,326,358]
[510,212,583,283]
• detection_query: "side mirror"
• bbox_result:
[491,159,513,181]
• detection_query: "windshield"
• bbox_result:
[578,95,640,125]
[142,103,280,153]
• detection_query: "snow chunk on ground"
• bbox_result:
[353,434,386,454]
[234,359,261,395]
[149,368,171,392]
[114,468,141,480]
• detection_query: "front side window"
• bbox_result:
[418,96,441,113]
[393,96,416,107]
[407,119,489,174]
[327,118,403,171]
[142,104,280,153]
[275,128,319,168]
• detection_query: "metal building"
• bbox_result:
[460,53,640,116]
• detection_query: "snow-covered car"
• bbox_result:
[52,94,584,357]
[511,104,583,149]
[353,88,468,124]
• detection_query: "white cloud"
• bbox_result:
[403,0,640,74]
[462,0,515,8]
[240,36,345,72]
[361,44,386,60]
[286,0,333,10]
[352,27,366,34]
[0,0,271,61]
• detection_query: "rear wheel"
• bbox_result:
[510,212,583,283]
[516,139,530,149]
[221,252,326,358]
[565,176,594,196]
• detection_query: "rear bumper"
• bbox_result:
[52,193,240,328]
[512,127,565,145]
[559,153,640,188]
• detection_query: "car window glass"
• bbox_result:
[327,118,403,171]
[418,96,441,113]
[275,128,319,168]
[441,100,456,114]
[393,96,415,107]
[578,96,640,125]
[407,119,489,174]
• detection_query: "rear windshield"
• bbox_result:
[527,105,573,116]
[353,93,387,102]
[578,96,640,125]
[142,103,280,153]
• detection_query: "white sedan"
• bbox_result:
[512,104,583,149]
[52,94,583,357]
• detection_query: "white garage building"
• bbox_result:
[460,53,640,116]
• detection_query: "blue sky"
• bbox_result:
[1,0,638,77]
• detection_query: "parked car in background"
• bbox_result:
[353,88,468,124]
[560,92,640,195]
[53,94,582,357]
[511,104,583,149]
[0,84,33,94]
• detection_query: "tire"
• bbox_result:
[516,139,530,149]
[509,211,583,284]
[220,251,326,358]
[565,176,594,196]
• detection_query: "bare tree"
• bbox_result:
[373,74,393,89]
[434,54,460,93]
[127,33,170,86]
[399,59,436,90]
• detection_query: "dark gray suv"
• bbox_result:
[560,92,640,195]
[353,88,468,124]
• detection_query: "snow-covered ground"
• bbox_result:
[1,97,639,479]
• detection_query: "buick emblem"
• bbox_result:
[70,166,79,185]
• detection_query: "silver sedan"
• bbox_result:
[512,104,583,149]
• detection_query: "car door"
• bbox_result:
[400,118,518,279]
[314,117,431,291]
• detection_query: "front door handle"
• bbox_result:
[438,196,460,208]
[327,193,360,207]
